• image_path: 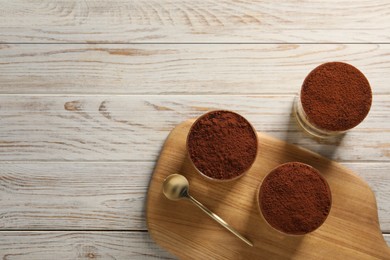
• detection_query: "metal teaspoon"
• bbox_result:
[162,174,253,247]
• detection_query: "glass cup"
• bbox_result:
[257,162,332,235]
[294,95,343,138]
[294,62,372,138]
[186,110,258,182]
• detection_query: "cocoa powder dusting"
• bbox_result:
[187,110,257,180]
[259,162,331,235]
[301,62,372,131]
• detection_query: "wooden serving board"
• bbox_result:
[146,120,390,259]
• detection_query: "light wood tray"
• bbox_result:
[146,120,390,259]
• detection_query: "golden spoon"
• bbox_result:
[162,174,253,247]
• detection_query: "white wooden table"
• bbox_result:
[0,1,389,259]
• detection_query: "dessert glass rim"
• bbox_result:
[186,109,258,182]
[297,61,372,135]
[256,161,332,236]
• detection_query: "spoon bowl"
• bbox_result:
[163,174,189,200]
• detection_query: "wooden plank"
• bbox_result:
[0,162,151,230]
[1,44,390,94]
[0,95,389,162]
[346,162,390,233]
[0,162,389,232]
[0,1,390,43]
[0,231,176,260]
[0,231,387,259]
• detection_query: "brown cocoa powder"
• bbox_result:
[259,162,331,235]
[301,62,372,131]
[187,110,257,180]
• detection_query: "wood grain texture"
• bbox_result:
[0,162,389,233]
[0,162,151,230]
[1,1,390,43]
[0,95,389,162]
[1,44,390,94]
[0,231,175,260]
[347,163,390,233]
[0,232,388,260]
[147,120,390,259]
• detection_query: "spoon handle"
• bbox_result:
[188,195,253,247]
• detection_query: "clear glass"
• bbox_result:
[256,162,332,236]
[293,95,347,138]
[186,110,258,182]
